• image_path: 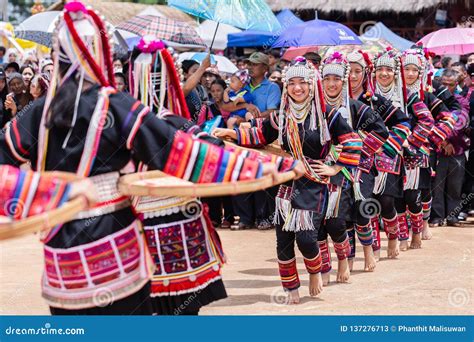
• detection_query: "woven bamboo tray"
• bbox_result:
[0,172,88,241]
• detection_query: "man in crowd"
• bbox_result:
[222,52,282,230]
[430,69,470,227]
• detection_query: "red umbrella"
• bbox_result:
[117,15,205,47]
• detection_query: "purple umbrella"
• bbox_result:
[272,19,362,48]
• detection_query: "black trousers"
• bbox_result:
[276,212,324,261]
[431,154,466,221]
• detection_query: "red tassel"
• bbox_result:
[88,9,115,87]
[399,56,408,105]
[63,12,108,87]
[317,78,326,112]
[160,49,190,119]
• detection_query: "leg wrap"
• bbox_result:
[422,199,432,222]
[333,236,351,260]
[409,210,424,234]
[355,222,374,246]
[319,240,332,274]
[371,216,381,251]
[303,251,322,274]
[346,226,356,258]
[278,257,300,291]
[382,215,399,240]
[397,213,409,241]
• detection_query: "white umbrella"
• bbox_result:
[178,52,238,74]
[196,20,241,50]
[14,11,127,52]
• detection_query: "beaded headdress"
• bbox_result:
[372,48,407,110]
[402,45,434,101]
[280,56,330,145]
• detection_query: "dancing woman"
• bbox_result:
[371,49,434,257]
[0,2,293,315]
[127,39,299,315]
[347,50,411,260]
[318,52,389,282]
[214,57,362,304]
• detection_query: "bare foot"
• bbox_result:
[348,258,354,272]
[374,249,381,262]
[422,222,432,240]
[309,273,323,296]
[322,272,330,286]
[399,240,409,251]
[387,239,399,259]
[287,289,300,304]
[336,259,350,283]
[363,245,376,272]
[410,233,422,249]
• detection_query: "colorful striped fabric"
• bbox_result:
[406,101,435,150]
[335,132,362,168]
[382,121,411,157]
[278,258,300,290]
[164,131,265,183]
[234,126,267,148]
[0,165,70,219]
[303,252,323,274]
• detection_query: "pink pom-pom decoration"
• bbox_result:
[64,1,87,14]
[137,37,165,53]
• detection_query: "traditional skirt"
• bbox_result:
[135,196,227,315]
[42,172,154,311]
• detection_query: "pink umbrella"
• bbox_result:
[417,27,474,55]
[282,46,320,61]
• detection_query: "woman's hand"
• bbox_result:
[310,160,342,177]
[212,128,237,140]
[292,161,305,179]
[201,52,211,69]
[239,122,251,129]
[69,179,97,206]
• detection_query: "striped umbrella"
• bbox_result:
[117,15,205,47]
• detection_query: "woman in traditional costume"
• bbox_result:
[0,2,294,315]
[371,48,434,256]
[317,52,389,283]
[347,50,411,261]
[127,38,298,315]
[213,57,362,304]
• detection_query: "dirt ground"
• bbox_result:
[1,221,472,315]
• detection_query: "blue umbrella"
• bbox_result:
[272,19,362,48]
[169,0,280,49]
[169,0,281,32]
[227,9,303,48]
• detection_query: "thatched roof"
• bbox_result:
[267,0,464,13]
[47,0,197,26]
